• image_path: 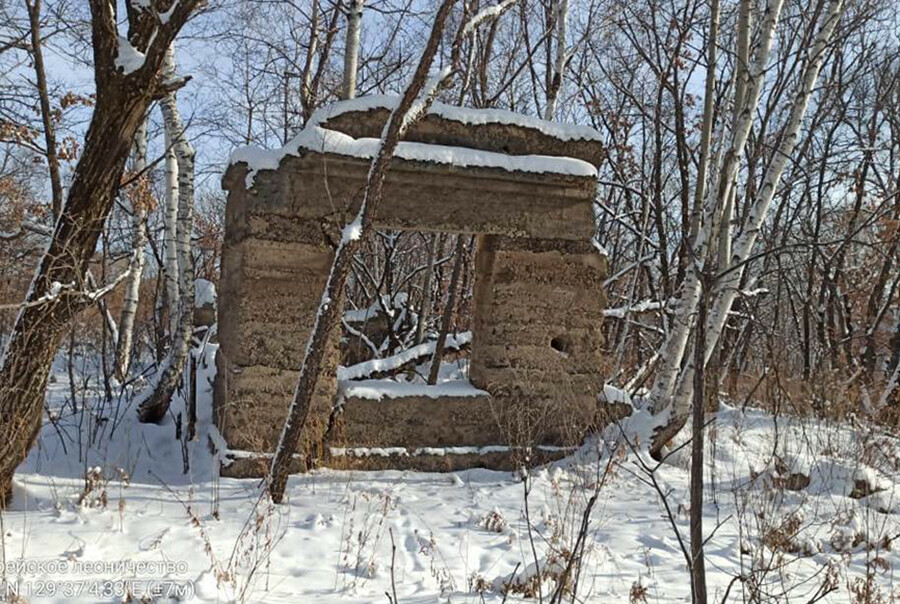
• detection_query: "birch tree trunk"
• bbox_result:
[162,67,181,337]
[646,0,785,426]
[114,118,149,381]
[138,44,196,424]
[654,0,845,453]
[342,0,364,100]
[714,0,751,278]
[543,0,568,121]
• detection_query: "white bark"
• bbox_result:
[114,117,149,381]
[342,0,364,100]
[138,43,196,423]
[647,0,786,416]
[669,0,845,415]
[715,0,751,276]
[162,48,180,337]
[543,0,569,121]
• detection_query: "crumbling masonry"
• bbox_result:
[216,98,609,476]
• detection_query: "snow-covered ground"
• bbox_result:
[4,343,900,602]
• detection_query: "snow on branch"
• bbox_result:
[603,300,668,319]
[463,0,520,35]
[115,36,147,74]
[0,259,135,311]
[338,332,472,381]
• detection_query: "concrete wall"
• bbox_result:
[470,236,607,447]
[216,112,607,476]
[216,170,340,470]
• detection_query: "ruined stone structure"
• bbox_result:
[216,97,608,476]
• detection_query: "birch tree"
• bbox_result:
[139,44,196,424]
[650,0,846,455]
[543,0,568,120]
[342,0,364,99]
[162,87,181,336]
[114,118,149,381]
[646,0,787,423]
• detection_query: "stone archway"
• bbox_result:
[216,97,608,476]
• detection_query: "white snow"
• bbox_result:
[337,344,484,400]
[463,0,520,34]
[330,445,572,458]
[343,292,409,324]
[114,36,145,74]
[602,383,633,406]
[341,216,363,244]
[591,237,609,257]
[229,125,597,189]
[740,287,770,298]
[343,378,488,401]
[400,66,452,133]
[307,94,603,143]
[603,299,666,318]
[193,278,217,309]
[6,349,900,603]
[159,1,179,24]
[337,331,471,380]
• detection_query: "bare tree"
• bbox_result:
[24,0,62,220]
[114,117,149,381]
[0,0,203,505]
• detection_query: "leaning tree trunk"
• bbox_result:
[0,0,201,505]
[266,0,520,503]
[428,235,465,385]
[138,44,196,424]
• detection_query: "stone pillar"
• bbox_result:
[215,165,340,477]
[470,235,607,447]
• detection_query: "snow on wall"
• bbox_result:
[329,444,572,457]
[341,378,487,402]
[307,95,603,143]
[229,125,598,189]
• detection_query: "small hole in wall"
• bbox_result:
[550,335,572,358]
